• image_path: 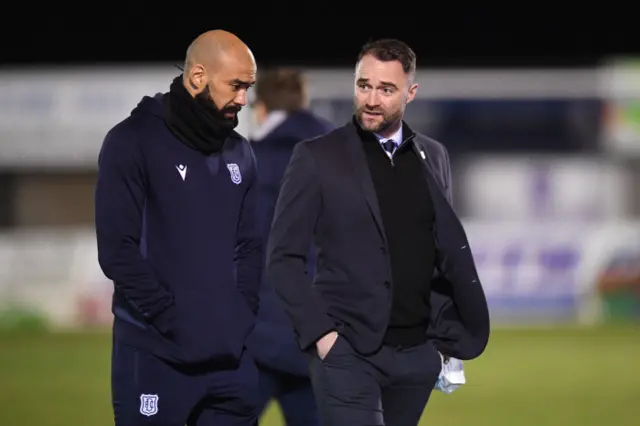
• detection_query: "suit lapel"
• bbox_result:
[341,123,388,245]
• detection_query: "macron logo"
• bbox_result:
[176,164,187,181]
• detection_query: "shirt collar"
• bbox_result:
[250,110,288,141]
[374,125,403,146]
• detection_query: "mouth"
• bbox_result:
[223,109,240,118]
[362,111,382,118]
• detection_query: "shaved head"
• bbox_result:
[184,29,255,73]
[181,29,257,124]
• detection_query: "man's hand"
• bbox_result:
[316,331,339,360]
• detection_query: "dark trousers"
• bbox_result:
[257,366,321,426]
[309,336,442,426]
[111,339,260,426]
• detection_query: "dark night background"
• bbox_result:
[1,15,637,160]
[2,16,640,68]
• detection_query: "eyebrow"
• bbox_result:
[357,78,398,89]
[379,80,398,89]
[231,79,254,86]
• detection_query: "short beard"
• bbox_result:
[195,85,239,129]
[354,104,401,134]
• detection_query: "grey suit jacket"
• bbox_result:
[267,119,490,360]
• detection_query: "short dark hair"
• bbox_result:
[254,68,307,114]
[357,38,417,76]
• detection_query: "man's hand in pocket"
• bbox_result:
[316,331,339,360]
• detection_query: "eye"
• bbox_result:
[231,83,252,92]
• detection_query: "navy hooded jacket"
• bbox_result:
[95,94,263,367]
[246,110,333,376]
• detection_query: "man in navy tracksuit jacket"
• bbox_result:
[244,69,333,426]
[95,31,263,426]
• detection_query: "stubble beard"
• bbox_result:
[355,106,401,135]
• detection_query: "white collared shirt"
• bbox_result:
[250,110,288,141]
[375,126,403,159]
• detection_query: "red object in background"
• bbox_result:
[76,288,113,327]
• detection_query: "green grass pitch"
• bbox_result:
[0,325,638,426]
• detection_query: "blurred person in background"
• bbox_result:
[94,30,263,426]
[246,68,333,426]
[267,39,490,426]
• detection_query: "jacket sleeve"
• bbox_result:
[94,124,174,332]
[267,142,335,351]
[234,148,263,315]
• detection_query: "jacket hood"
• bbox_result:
[131,93,166,120]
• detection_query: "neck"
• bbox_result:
[377,119,402,139]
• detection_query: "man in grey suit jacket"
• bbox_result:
[266,38,490,426]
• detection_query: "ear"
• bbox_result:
[187,64,207,92]
[406,83,419,104]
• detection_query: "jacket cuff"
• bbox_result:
[297,317,336,351]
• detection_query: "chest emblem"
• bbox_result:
[226,163,242,185]
[175,164,187,181]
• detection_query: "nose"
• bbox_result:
[234,89,248,107]
[365,90,380,107]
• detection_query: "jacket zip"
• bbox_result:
[383,134,415,166]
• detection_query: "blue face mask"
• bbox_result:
[434,355,466,394]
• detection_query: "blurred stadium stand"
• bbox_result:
[0,63,638,329]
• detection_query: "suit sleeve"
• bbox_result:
[94,125,174,332]
[267,142,335,350]
[234,148,263,315]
